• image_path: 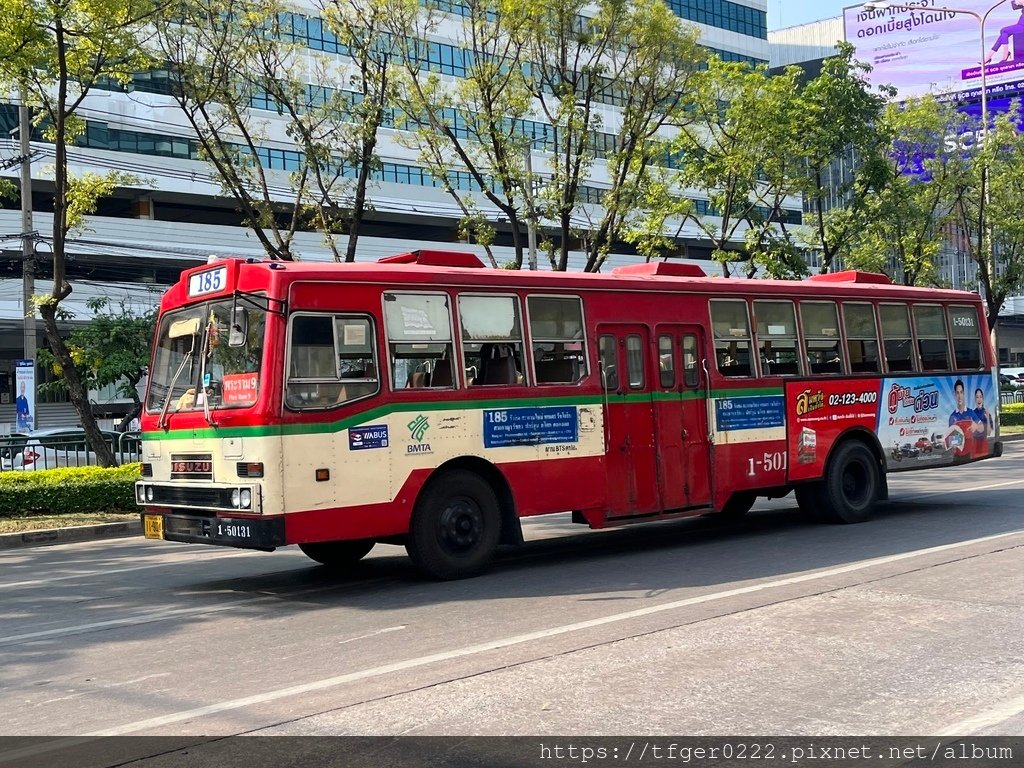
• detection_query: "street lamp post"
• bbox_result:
[863,0,1008,364]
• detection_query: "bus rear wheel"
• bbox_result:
[817,440,881,524]
[299,539,375,567]
[407,470,501,580]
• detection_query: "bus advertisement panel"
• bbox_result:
[786,373,996,478]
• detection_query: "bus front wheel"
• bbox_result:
[299,539,375,567]
[407,470,501,580]
[817,440,881,524]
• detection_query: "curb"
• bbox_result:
[0,520,141,551]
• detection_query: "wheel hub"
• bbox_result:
[439,497,483,553]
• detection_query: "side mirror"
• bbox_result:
[228,307,248,347]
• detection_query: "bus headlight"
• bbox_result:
[145,486,154,502]
[231,488,241,508]
[239,489,252,508]
[136,485,145,503]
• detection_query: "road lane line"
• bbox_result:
[87,528,1024,736]
[937,692,1024,736]
[901,478,1024,501]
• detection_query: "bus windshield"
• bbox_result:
[146,299,267,416]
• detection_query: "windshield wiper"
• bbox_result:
[157,349,195,431]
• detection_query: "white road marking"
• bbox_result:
[903,478,1024,501]
[938,692,1024,736]
[338,626,406,645]
[87,528,1024,736]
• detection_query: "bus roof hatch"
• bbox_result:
[611,262,707,278]
[377,250,486,268]
[807,270,892,285]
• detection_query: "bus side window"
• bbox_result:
[383,293,456,389]
[458,294,525,386]
[949,305,982,369]
[599,335,618,391]
[914,304,951,371]
[286,314,379,409]
[880,303,917,372]
[528,296,587,384]
[682,335,699,388]
[658,335,675,388]
[625,335,644,389]
[842,302,881,373]
[801,301,843,374]
[710,299,753,377]
[753,300,800,376]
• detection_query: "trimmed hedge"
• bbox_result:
[1002,403,1024,427]
[0,463,141,517]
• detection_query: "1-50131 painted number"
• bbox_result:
[747,451,787,476]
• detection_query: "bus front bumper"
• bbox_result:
[140,511,286,550]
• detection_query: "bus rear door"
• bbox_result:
[653,327,712,510]
[597,326,660,516]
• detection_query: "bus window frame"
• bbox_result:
[456,291,528,387]
[752,299,802,377]
[841,301,883,375]
[878,302,919,374]
[913,303,953,372]
[283,311,381,412]
[381,290,460,391]
[709,298,758,379]
[948,304,984,371]
[525,293,590,387]
[798,300,846,376]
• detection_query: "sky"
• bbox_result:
[768,0,853,30]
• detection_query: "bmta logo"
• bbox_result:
[407,415,430,442]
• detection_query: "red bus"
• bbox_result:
[136,250,1002,578]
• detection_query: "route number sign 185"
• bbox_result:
[188,267,227,297]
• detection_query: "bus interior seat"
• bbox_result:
[811,362,841,374]
[429,358,453,387]
[406,370,427,388]
[535,357,575,383]
[479,345,517,385]
[769,362,800,375]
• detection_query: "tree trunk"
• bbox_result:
[39,305,118,466]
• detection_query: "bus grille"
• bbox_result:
[150,486,235,509]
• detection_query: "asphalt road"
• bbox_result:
[1,447,1023,742]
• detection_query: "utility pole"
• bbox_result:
[19,96,36,363]
[523,143,538,271]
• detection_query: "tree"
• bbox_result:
[637,59,807,278]
[37,298,157,432]
[848,96,961,286]
[389,0,535,268]
[573,0,704,273]
[795,42,893,274]
[0,0,154,465]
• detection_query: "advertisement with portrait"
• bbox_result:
[877,374,996,467]
[15,359,35,433]
[844,0,1024,102]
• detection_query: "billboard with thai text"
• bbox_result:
[844,0,1024,102]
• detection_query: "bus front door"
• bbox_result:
[598,326,660,517]
[653,327,712,510]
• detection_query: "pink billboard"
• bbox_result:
[844,0,1024,101]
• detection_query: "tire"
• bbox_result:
[406,470,502,580]
[818,440,881,524]
[299,539,375,567]
[719,491,756,519]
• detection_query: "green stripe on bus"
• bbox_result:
[145,388,728,441]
